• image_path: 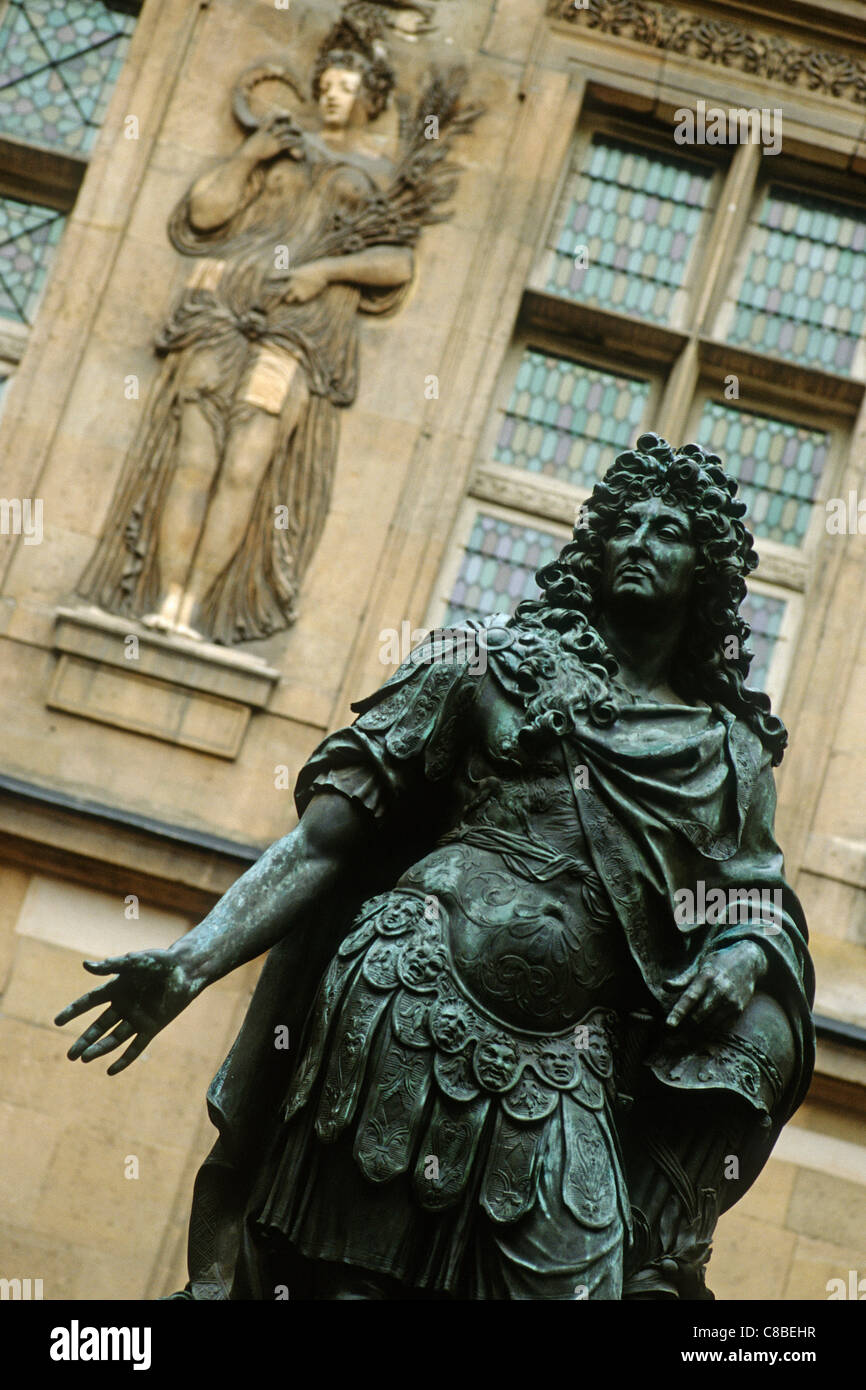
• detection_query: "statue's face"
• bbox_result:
[318,66,364,128]
[602,495,696,615]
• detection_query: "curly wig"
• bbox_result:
[511,432,788,765]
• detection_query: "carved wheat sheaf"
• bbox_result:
[549,0,866,106]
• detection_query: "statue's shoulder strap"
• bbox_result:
[349,613,511,773]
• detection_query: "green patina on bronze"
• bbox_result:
[56,432,815,1300]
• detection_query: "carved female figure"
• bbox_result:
[78,17,476,643]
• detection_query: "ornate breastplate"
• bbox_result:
[284,888,628,1230]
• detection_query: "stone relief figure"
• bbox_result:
[58,436,815,1300]
[78,8,480,643]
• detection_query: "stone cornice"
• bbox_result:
[548,0,866,106]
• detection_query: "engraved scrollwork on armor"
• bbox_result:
[391,989,431,1048]
[481,1111,546,1224]
[362,937,402,990]
[501,1070,559,1122]
[354,1033,432,1182]
[315,977,392,1141]
[434,1048,481,1102]
[414,1092,491,1211]
[648,1032,780,1115]
[337,915,379,958]
[562,1096,619,1230]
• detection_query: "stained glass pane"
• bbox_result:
[742,589,786,692]
[0,0,136,155]
[0,194,65,323]
[495,349,651,489]
[444,513,562,625]
[698,400,830,547]
[540,135,715,324]
[727,186,866,373]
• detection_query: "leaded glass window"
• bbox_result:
[741,590,787,692]
[444,513,562,625]
[726,186,866,374]
[0,0,136,155]
[698,401,830,547]
[0,193,65,323]
[494,349,651,489]
[540,135,715,325]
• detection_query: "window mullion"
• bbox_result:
[695,140,761,339]
[654,339,700,444]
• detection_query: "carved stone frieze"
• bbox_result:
[548,0,866,107]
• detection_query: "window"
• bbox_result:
[695,400,831,549]
[0,0,138,388]
[493,348,652,490]
[540,133,718,328]
[0,0,136,155]
[723,186,866,375]
[431,104,860,708]
[442,509,565,628]
[0,192,65,323]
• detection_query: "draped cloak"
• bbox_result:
[180,615,815,1298]
[78,148,412,643]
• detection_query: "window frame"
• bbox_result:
[433,90,866,715]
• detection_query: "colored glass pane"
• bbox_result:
[495,349,650,488]
[742,589,786,691]
[444,513,562,625]
[699,400,829,546]
[728,186,866,373]
[0,194,65,323]
[0,0,136,155]
[542,136,715,324]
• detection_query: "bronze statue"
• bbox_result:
[57,435,815,1299]
[78,9,479,643]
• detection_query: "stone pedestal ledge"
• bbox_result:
[48,606,281,759]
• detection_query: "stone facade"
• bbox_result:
[0,0,863,1300]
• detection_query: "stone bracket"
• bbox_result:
[48,607,280,760]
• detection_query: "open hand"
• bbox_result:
[54,949,201,1075]
[666,941,766,1032]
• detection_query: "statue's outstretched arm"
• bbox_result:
[54,792,372,1074]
